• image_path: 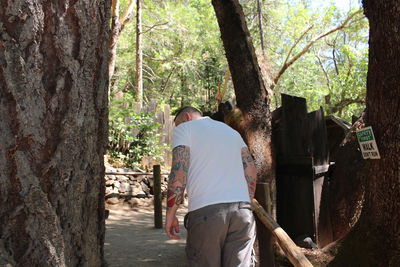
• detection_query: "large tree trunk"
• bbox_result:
[318,116,366,247]
[211,1,275,266]
[329,1,400,265]
[324,137,365,243]
[0,1,110,266]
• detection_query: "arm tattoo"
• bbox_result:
[241,147,257,199]
[167,145,190,209]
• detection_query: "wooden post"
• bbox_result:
[252,199,313,267]
[153,165,163,229]
[255,183,275,267]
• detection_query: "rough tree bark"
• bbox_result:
[319,116,366,247]
[0,1,110,266]
[329,1,400,266]
[211,0,275,266]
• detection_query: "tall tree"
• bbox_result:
[330,0,400,265]
[0,1,110,266]
[109,0,135,81]
[212,0,275,266]
[136,0,143,108]
[257,0,265,54]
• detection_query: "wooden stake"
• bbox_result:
[153,165,163,229]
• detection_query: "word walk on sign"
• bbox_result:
[356,126,380,159]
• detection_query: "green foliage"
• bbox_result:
[108,93,167,169]
[109,0,370,167]
[114,0,369,121]
[240,0,368,121]
[112,0,230,112]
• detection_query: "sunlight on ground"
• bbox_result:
[105,203,188,267]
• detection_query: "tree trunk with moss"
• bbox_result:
[329,1,400,266]
[212,0,275,266]
[0,1,110,266]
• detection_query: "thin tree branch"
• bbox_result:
[143,64,160,79]
[142,74,155,84]
[271,9,363,90]
[328,98,365,114]
[331,33,340,75]
[282,24,314,70]
[119,0,135,26]
[315,50,331,92]
[142,22,169,34]
[161,66,177,93]
[111,0,120,21]
[344,52,354,83]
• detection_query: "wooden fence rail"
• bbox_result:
[105,172,169,176]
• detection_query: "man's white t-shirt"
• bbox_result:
[172,117,250,212]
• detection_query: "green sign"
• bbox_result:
[356,128,374,142]
[356,126,380,159]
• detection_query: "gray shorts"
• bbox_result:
[184,202,256,267]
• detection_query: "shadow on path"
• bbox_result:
[105,204,188,267]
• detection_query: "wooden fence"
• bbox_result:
[143,101,174,166]
[273,93,330,246]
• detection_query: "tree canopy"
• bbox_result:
[111,0,368,121]
[106,0,370,171]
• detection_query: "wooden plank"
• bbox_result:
[307,108,329,167]
[252,199,313,267]
[280,94,310,158]
[277,156,314,167]
[313,164,330,176]
[308,108,330,246]
[313,176,325,245]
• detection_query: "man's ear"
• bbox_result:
[184,112,191,121]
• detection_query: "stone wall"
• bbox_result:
[105,163,168,205]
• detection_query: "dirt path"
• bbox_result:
[104,201,330,267]
[105,201,188,267]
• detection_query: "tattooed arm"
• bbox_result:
[241,147,257,200]
[165,145,190,239]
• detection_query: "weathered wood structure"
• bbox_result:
[325,115,351,161]
[273,94,330,246]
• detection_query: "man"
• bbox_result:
[165,106,257,267]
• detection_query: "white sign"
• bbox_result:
[356,126,380,159]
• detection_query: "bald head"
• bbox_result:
[174,106,202,126]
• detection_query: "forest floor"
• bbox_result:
[104,199,333,267]
[104,199,188,267]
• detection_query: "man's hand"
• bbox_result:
[165,145,189,239]
[165,210,180,239]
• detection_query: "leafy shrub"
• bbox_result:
[108,96,167,169]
